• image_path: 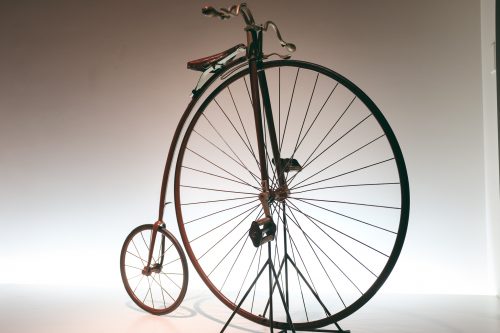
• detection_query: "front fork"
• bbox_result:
[247,57,287,247]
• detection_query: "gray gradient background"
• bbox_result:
[0,0,496,295]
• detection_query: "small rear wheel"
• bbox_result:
[120,224,188,315]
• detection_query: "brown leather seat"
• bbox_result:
[187,44,245,71]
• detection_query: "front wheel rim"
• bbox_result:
[174,60,409,329]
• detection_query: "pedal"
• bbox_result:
[249,217,276,247]
[272,158,302,173]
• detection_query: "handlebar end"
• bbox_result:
[283,42,296,53]
[202,6,230,20]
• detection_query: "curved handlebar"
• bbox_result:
[201,6,230,20]
[262,21,296,53]
[202,3,295,54]
[202,3,255,25]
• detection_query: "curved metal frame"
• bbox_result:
[157,57,248,222]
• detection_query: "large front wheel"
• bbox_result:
[174,60,409,330]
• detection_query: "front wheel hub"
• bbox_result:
[271,185,290,202]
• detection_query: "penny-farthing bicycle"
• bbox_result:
[120,3,409,332]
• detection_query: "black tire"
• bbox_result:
[120,224,188,315]
[174,60,409,329]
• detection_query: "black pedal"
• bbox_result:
[249,217,276,247]
[272,158,302,173]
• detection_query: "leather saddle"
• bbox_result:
[187,44,245,72]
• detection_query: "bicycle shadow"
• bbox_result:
[192,295,262,333]
[124,295,197,319]
[124,292,262,332]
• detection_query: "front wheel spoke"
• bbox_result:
[197,204,260,262]
[181,184,256,196]
[262,257,286,317]
[288,133,385,188]
[276,204,320,296]
[227,86,258,162]
[291,82,339,163]
[279,68,300,153]
[287,254,331,317]
[264,144,279,189]
[185,198,257,224]
[251,245,263,313]
[291,157,395,191]
[286,212,349,307]
[291,182,400,195]
[235,246,260,304]
[297,96,356,176]
[186,147,257,190]
[181,195,256,206]
[214,97,261,169]
[287,200,383,276]
[194,129,261,185]
[287,200,390,257]
[270,204,285,289]
[182,166,259,190]
[284,73,320,185]
[287,229,311,321]
[292,196,400,210]
[300,113,373,175]
[290,197,397,234]
[286,207,363,296]
[290,72,319,159]
[221,235,250,290]
[191,203,260,243]
[202,112,261,174]
[207,228,248,278]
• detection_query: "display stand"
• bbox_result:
[220,238,351,333]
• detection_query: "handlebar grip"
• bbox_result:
[202,6,230,20]
[284,43,296,53]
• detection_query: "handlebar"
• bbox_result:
[202,3,295,54]
[202,3,255,25]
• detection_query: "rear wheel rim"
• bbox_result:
[120,224,188,315]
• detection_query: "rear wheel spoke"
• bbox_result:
[120,225,187,315]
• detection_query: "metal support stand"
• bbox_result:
[276,320,350,333]
[219,203,351,333]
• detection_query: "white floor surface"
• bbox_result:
[0,285,499,333]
